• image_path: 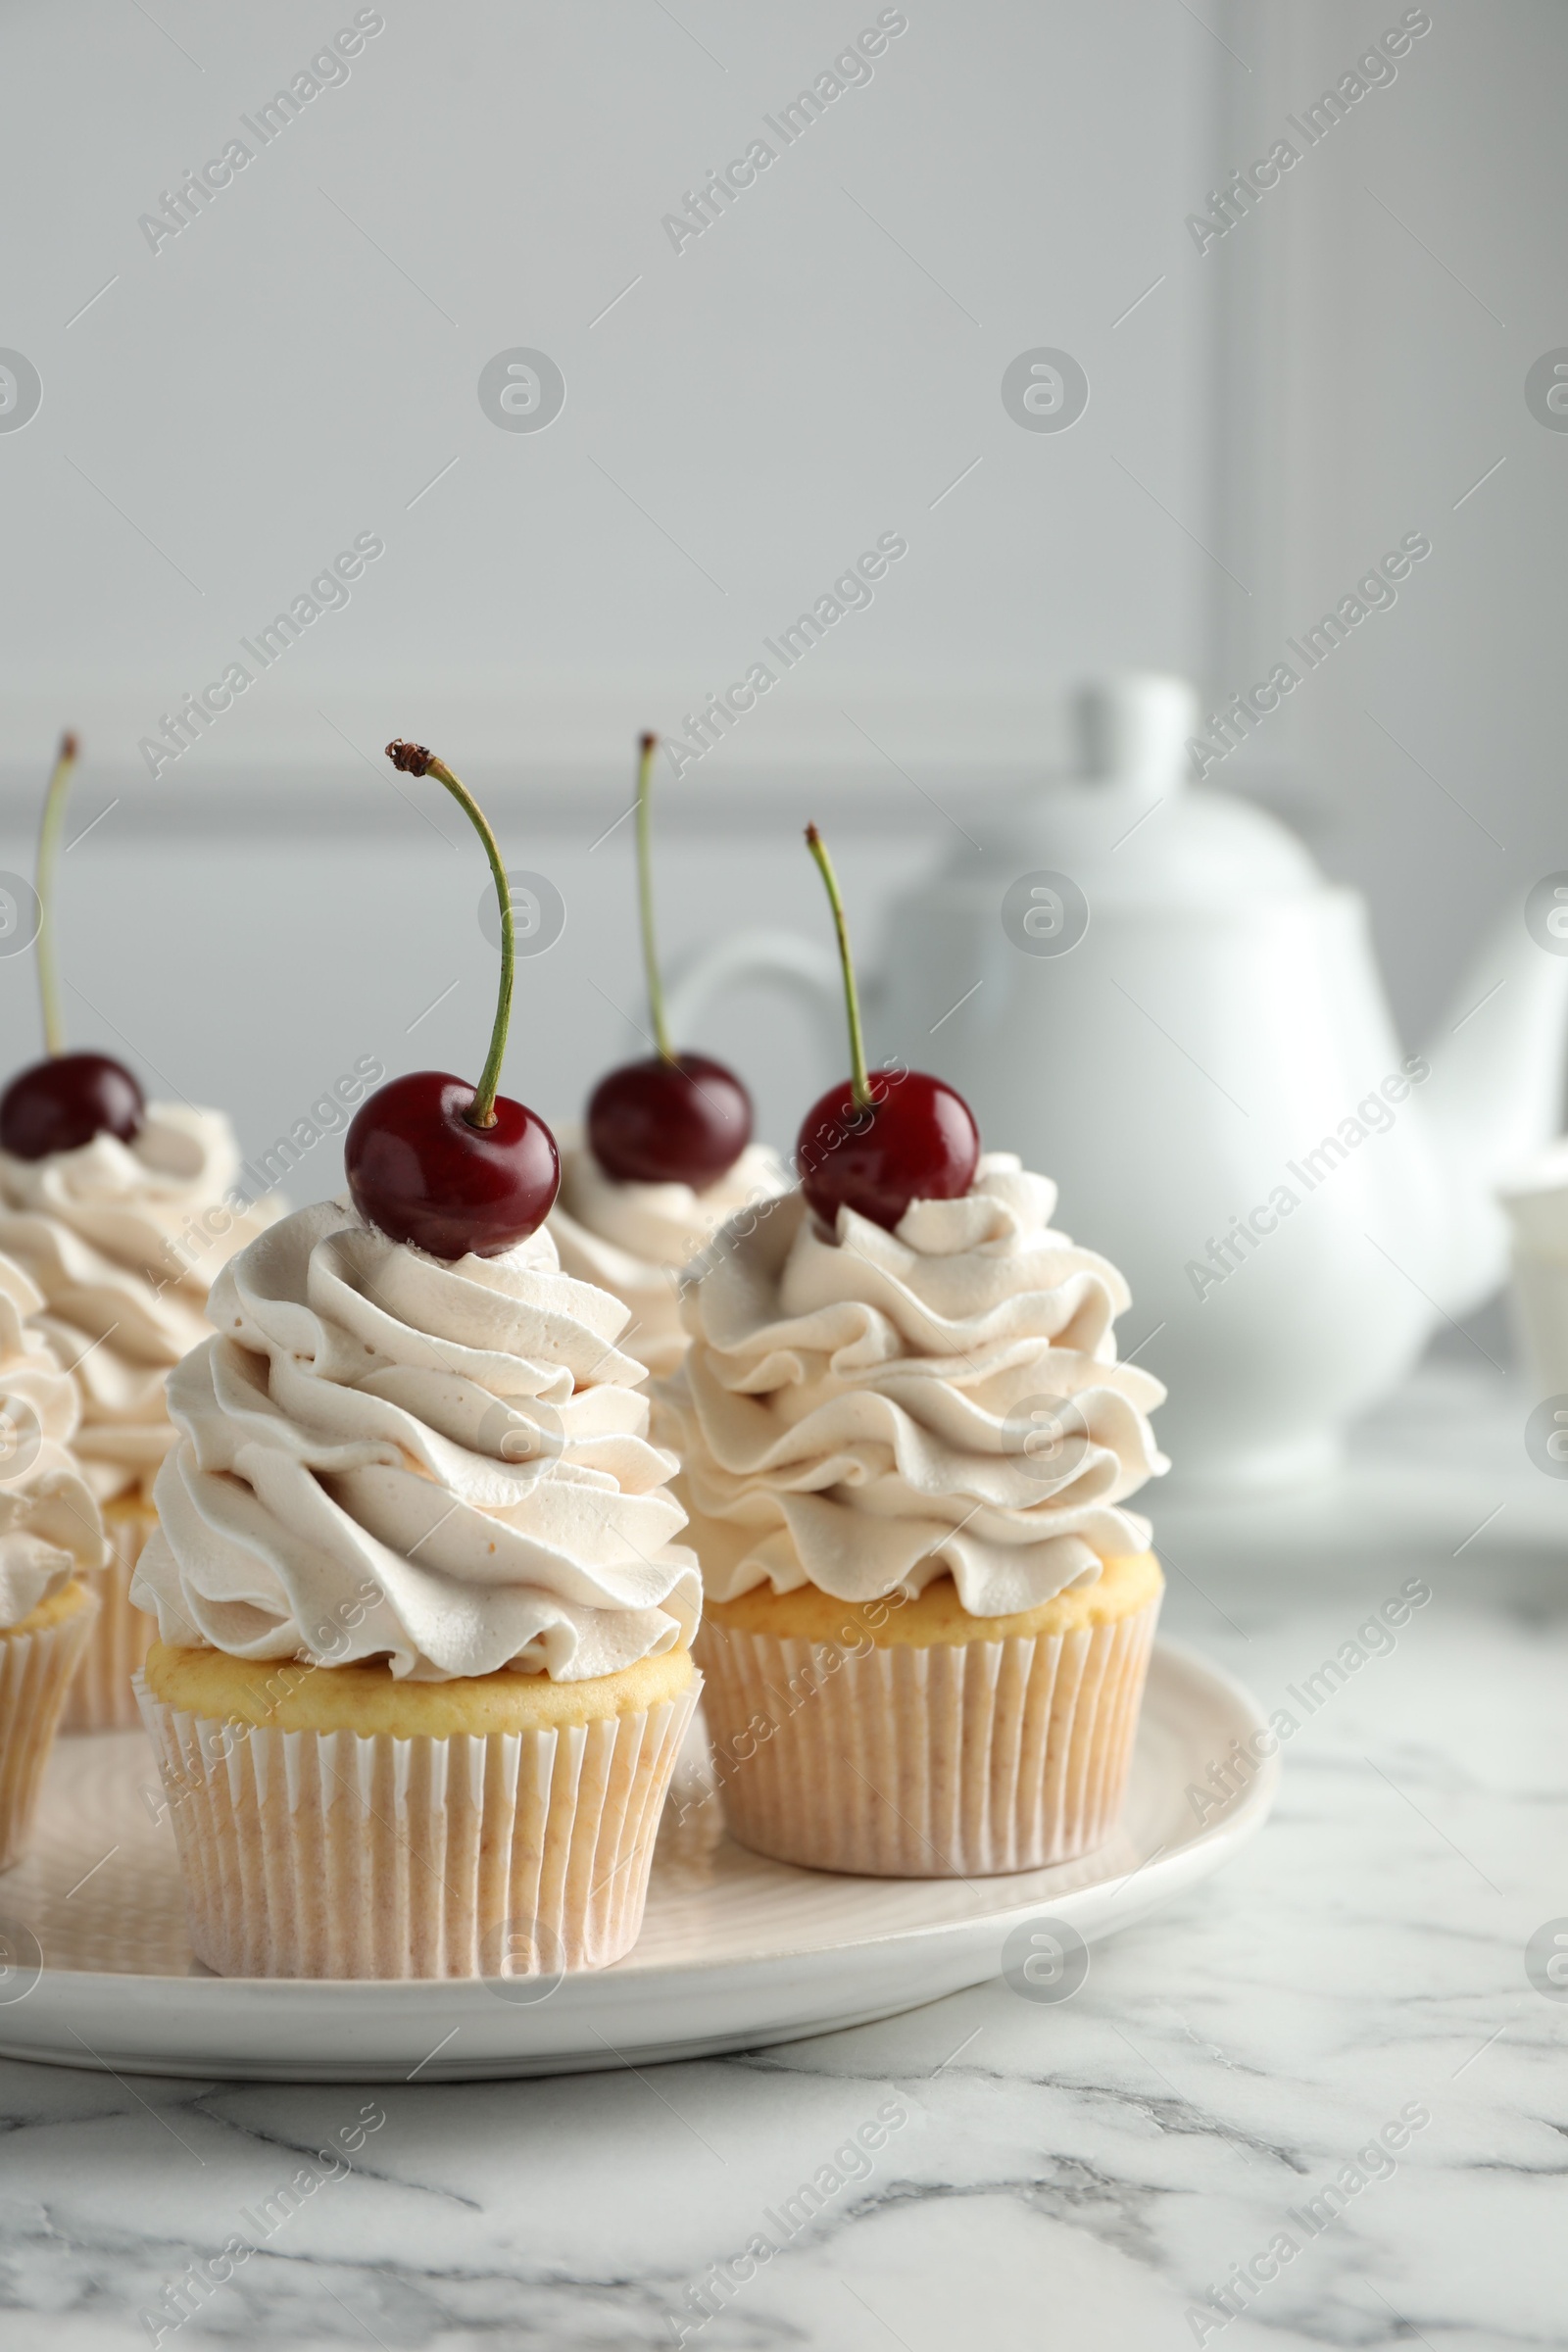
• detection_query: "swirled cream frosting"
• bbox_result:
[131,1200,700,1683]
[549,1135,790,1380]
[0,1104,276,1505]
[0,1251,106,1627]
[665,1154,1167,1614]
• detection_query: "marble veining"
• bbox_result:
[0,1362,1562,2351]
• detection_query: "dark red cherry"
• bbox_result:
[0,1052,145,1160]
[346,1071,560,1260]
[588,1054,752,1188]
[797,1068,979,1233]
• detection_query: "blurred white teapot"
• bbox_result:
[668,676,1568,1491]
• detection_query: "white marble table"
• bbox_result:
[1,1362,1562,2352]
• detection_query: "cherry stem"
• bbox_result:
[385,742,512,1128]
[636,732,673,1062]
[35,731,78,1059]
[805,823,871,1112]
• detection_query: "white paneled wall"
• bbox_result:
[0,0,1216,761]
[1,0,1562,1218]
[0,0,1224,1186]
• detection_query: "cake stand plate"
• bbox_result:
[0,1639,1276,2082]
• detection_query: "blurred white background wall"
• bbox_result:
[0,0,1561,1205]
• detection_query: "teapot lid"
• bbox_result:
[995,674,1320,904]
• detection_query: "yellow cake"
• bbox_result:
[705,1548,1162,1647]
[145,1639,695,1737]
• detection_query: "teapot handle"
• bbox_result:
[665,929,862,1070]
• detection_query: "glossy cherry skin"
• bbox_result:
[346,1072,560,1259]
[588,1054,753,1189]
[797,1068,980,1233]
[0,1052,146,1160]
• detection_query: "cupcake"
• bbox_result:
[132,739,701,1979]
[0,731,275,1729]
[0,1105,275,1729]
[550,731,788,1388]
[0,1252,105,1869]
[669,1156,1167,1875]
[663,825,1168,1877]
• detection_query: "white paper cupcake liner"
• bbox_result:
[0,1587,99,1871]
[695,1594,1160,1877]
[135,1674,700,1979]
[60,1497,159,1734]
